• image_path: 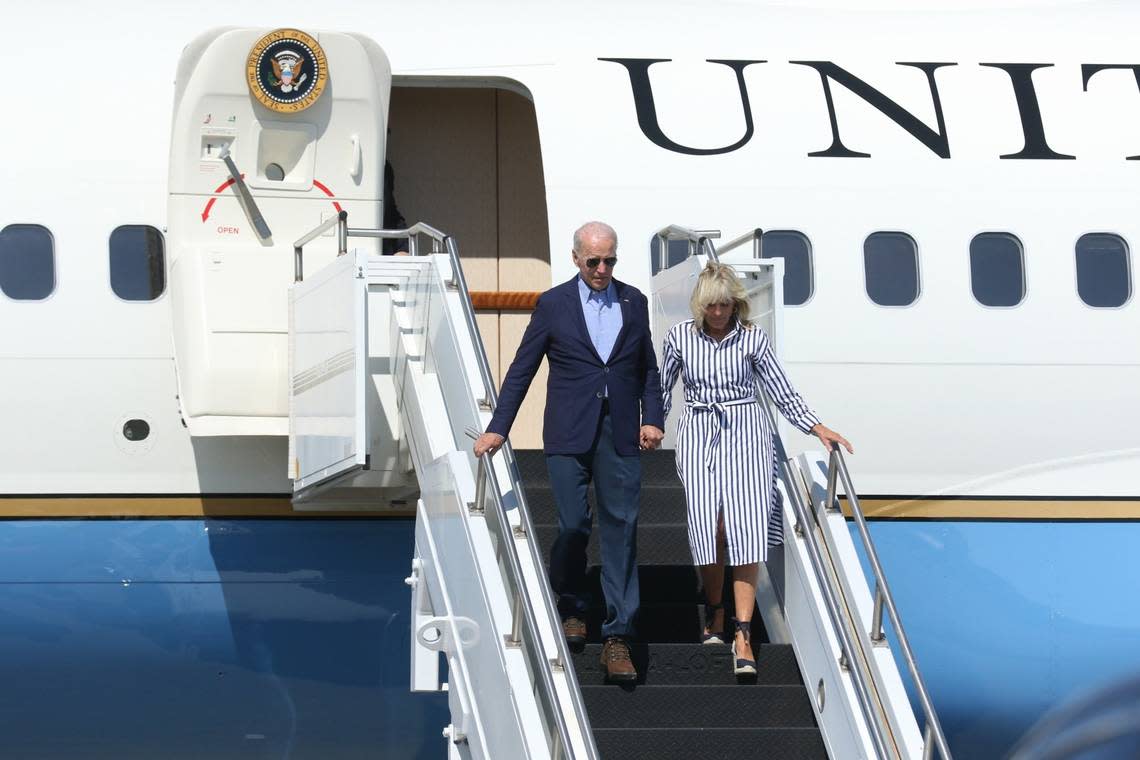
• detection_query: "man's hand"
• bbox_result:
[810,423,853,454]
[473,432,505,458]
[639,425,664,451]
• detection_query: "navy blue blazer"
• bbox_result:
[487,276,665,456]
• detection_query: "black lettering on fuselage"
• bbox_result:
[1082,64,1140,160]
[790,61,955,158]
[978,63,1075,159]
[599,58,765,155]
[603,57,1140,161]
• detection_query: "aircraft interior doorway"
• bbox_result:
[387,84,550,448]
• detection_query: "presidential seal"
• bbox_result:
[246,29,328,113]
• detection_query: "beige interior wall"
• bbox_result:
[389,88,550,449]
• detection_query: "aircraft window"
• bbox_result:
[110,225,166,301]
[265,163,285,181]
[0,224,55,300]
[761,230,813,306]
[863,232,919,306]
[970,233,1025,307]
[1075,233,1131,308]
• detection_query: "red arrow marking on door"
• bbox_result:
[200,176,242,222]
[200,176,341,222]
[312,179,343,212]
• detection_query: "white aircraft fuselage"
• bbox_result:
[1,2,1137,757]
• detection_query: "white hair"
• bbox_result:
[572,221,618,253]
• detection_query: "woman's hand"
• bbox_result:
[811,423,853,454]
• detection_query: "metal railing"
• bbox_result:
[718,227,764,259]
[427,226,598,759]
[434,227,598,760]
[465,431,577,760]
[654,224,721,270]
[296,219,494,411]
[826,448,954,760]
[654,224,766,268]
[654,226,950,759]
[758,395,901,760]
[293,212,597,759]
[293,210,349,281]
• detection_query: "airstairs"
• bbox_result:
[286,216,954,759]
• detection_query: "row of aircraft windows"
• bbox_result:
[655,230,1133,309]
[0,224,165,302]
[0,224,1133,309]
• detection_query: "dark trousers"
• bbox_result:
[546,406,641,639]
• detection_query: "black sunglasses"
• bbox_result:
[583,256,618,269]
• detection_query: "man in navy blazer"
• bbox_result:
[474,221,664,681]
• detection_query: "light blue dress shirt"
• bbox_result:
[578,277,623,372]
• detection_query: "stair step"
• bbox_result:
[536,524,694,566]
[523,484,688,525]
[573,565,702,603]
[514,448,680,487]
[582,602,703,643]
[593,727,828,760]
[581,684,818,729]
[572,643,801,685]
[580,602,764,645]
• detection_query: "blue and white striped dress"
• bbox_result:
[661,319,820,565]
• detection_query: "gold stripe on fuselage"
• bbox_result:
[1,496,1137,520]
[0,496,414,518]
[848,497,1140,520]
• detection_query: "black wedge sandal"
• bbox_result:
[701,601,726,646]
[732,619,757,675]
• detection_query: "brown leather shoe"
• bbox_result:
[562,617,587,647]
[600,637,637,682]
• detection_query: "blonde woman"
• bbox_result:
[660,262,851,675]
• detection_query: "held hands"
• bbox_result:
[640,425,664,451]
[811,423,854,454]
[473,432,505,458]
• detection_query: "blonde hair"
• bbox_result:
[690,262,751,331]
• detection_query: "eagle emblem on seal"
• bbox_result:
[270,52,306,93]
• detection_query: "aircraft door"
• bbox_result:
[167,28,391,436]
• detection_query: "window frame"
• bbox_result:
[1073,232,1132,309]
[862,230,921,308]
[968,231,1027,309]
[108,224,167,303]
[0,223,57,302]
[761,229,815,307]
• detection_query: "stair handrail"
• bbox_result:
[684,229,907,756]
[654,224,721,271]
[758,394,901,760]
[654,223,897,755]
[438,230,600,760]
[826,448,954,760]
[293,210,349,281]
[293,213,598,758]
[656,228,951,758]
[398,225,598,760]
[717,227,764,259]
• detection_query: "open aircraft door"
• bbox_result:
[167,27,391,440]
[288,247,370,498]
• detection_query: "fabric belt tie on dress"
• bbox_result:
[687,397,757,470]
